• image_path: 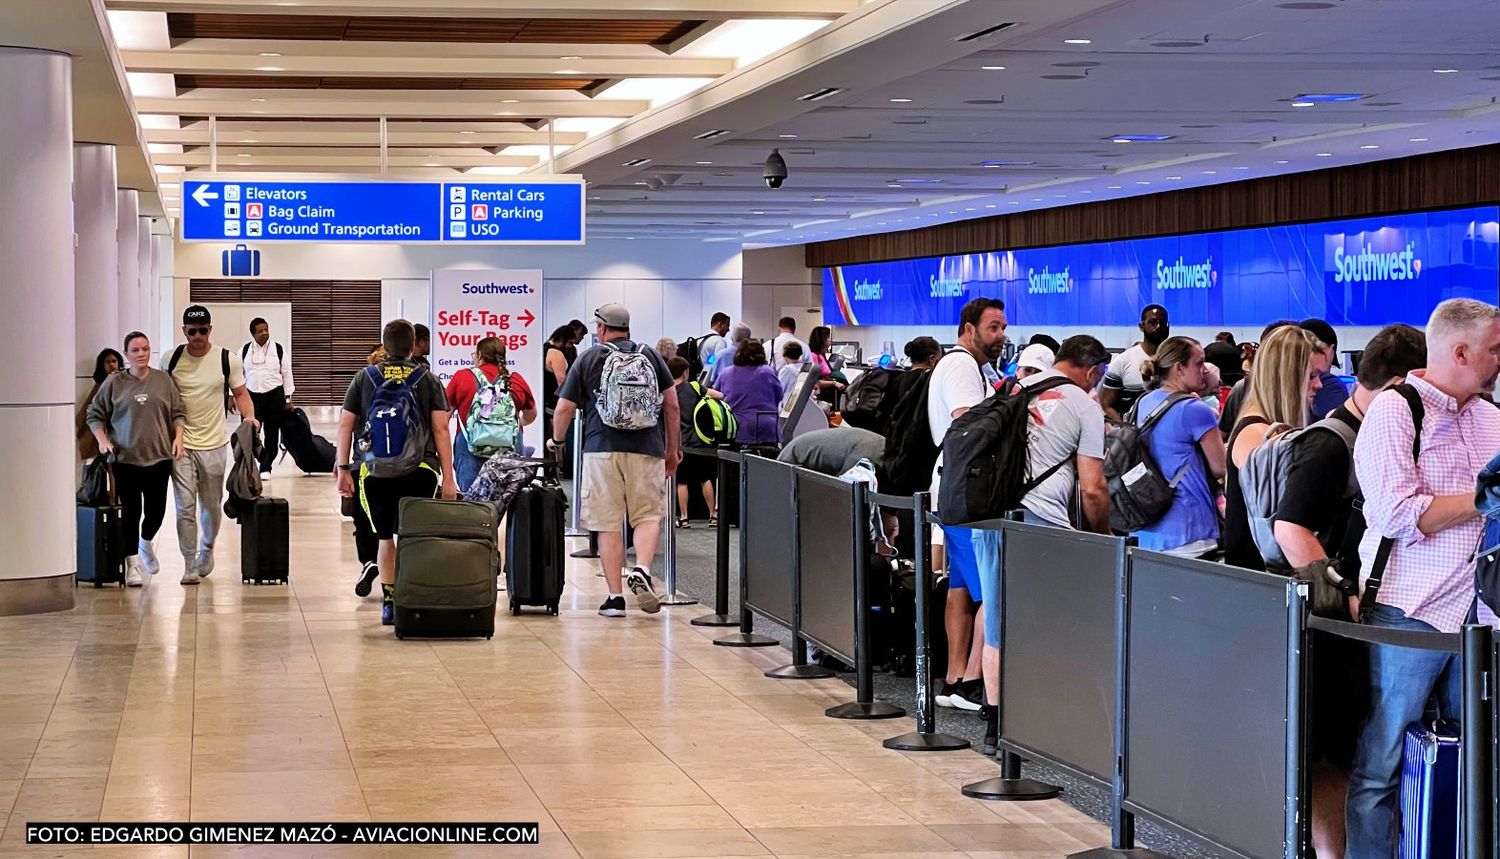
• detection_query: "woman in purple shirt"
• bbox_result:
[713,339,783,446]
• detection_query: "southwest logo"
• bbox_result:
[852,279,882,301]
[1155,256,1216,290]
[1027,266,1072,294]
[930,275,966,298]
[1333,242,1420,283]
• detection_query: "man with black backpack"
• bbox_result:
[242,317,295,477]
[1345,300,1500,857]
[680,312,730,381]
[335,320,458,626]
[922,297,1008,713]
[165,305,257,585]
[552,302,681,618]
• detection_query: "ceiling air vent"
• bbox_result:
[622,157,651,167]
[956,22,1017,42]
[693,129,730,140]
[796,87,845,102]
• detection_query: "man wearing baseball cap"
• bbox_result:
[551,302,681,618]
[163,305,257,584]
[1300,318,1348,420]
[1014,343,1055,381]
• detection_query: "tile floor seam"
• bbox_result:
[294,568,370,823]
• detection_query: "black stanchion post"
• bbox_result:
[964,515,1063,802]
[693,449,738,627]
[570,530,600,560]
[716,452,776,648]
[766,470,834,680]
[883,492,968,748]
[826,481,903,719]
[1462,623,1493,859]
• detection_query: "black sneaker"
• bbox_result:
[982,706,998,757]
[598,596,627,617]
[949,679,984,712]
[355,562,379,598]
[624,567,661,614]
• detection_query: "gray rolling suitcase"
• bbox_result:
[394,498,499,639]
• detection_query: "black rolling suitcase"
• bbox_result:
[394,498,499,639]
[505,478,567,616]
[76,505,126,587]
[279,408,336,475]
[241,497,290,584]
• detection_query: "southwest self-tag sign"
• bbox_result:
[181,176,584,245]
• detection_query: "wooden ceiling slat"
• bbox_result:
[175,74,601,92]
[167,13,695,45]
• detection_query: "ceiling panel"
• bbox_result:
[165,13,704,45]
[174,74,604,91]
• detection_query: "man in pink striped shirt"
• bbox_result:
[1346,298,1500,856]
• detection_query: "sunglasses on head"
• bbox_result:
[185,326,209,336]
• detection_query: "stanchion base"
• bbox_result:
[565,528,588,538]
[882,731,971,752]
[765,663,836,680]
[691,613,739,627]
[713,633,779,648]
[570,548,599,559]
[657,593,697,606]
[961,776,1062,801]
[825,701,906,720]
[1067,849,1172,859]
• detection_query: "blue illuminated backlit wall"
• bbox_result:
[822,206,1500,327]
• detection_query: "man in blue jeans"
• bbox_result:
[1347,299,1500,855]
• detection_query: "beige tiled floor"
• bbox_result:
[0,458,1109,858]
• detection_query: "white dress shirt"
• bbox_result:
[242,339,295,396]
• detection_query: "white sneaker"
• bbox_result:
[259,470,272,480]
[138,539,159,575]
[124,557,144,587]
[195,549,215,578]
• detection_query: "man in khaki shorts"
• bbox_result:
[551,303,681,617]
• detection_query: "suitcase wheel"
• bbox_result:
[548,602,559,616]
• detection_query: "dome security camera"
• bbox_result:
[763,149,788,189]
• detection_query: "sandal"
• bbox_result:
[708,515,719,527]
[676,516,690,528]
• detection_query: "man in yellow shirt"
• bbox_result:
[164,306,257,584]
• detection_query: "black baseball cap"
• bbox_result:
[182,305,212,326]
[1299,317,1339,367]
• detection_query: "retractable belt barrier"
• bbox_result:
[686,447,741,628]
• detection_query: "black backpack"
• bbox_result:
[841,368,897,433]
[679,332,715,380]
[1101,392,1197,532]
[936,376,1074,526]
[882,369,938,495]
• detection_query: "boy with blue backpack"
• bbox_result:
[336,320,458,626]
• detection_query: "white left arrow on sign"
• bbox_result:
[192,184,219,207]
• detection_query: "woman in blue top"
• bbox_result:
[1130,336,1228,558]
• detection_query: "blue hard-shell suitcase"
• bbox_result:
[1398,720,1461,859]
[221,243,260,277]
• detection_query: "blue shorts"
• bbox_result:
[974,510,1055,649]
[940,525,981,598]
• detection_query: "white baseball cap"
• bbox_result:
[1017,343,1055,372]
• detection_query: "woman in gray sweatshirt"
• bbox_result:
[87,331,186,586]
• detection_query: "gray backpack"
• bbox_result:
[1240,417,1358,570]
[595,342,661,430]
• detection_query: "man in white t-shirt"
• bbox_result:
[770,316,809,372]
[164,305,257,585]
[926,297,1007,712]
[1099,304,1169,421]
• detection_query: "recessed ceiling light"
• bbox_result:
[560,56,583,61]
[255,66,283,72]
[981,65,1006,70]
[1360,144,1380,149]
[1009,201,1020,205]
[1202,170,1217,175]
[459,130,475,135]
[813,197,826,202]
[985,204,997,208]
[1107,185,1122,189]
[1433,68,1460,74]
[258,52,281,57]
[1135,180,1150,185]
[695,161,712,165]
[1167,175,1181,180]
[1234,166,1250,170]
[752,211,765,215]
[889,98,913,103]
[965,207,976,211]
[236,153,251,157]
[501,99,519,104]
[779,133,798,139]
[1410,137,1429,142]
[1316,152,1333,157]
[1291,101,1316,108]
[1274,159,1289,164]
[886,183,901,188]
[1064,38,1092,44]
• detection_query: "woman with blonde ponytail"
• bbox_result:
[1128,336,1228,558]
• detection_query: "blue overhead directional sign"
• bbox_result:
[180,177,585,244]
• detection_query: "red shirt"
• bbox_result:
[445,365,536,425]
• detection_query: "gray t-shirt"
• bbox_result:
[341,360,449,470]
[1019,370,1105,528]
[778,427,886,479]
[86,369,186,466]
[558,339,674,457]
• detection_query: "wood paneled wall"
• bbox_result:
[190,279,381,405]
[806,143,1500,269]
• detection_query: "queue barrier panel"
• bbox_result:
[998,519,1124,789]
[1122,549,1304,859]
[795,469,859,664]
[741,454,797,628]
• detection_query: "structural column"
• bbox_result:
[74,143,119,410]
[153,233,174,358]
[137,215,153,341]
[0,48,76,615]
[116,189,140,336]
